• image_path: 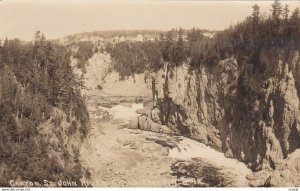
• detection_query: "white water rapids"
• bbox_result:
[80,96,251,187]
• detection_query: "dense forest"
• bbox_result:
[72,41,94,74]
[0,31,89,186]
[106,0,300,78]
[0,0,299,186]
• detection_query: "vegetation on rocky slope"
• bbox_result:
[105,0,300,180]
[150,1,300,174]
[0,31,90,186]
[73,41,94,74]
[106,1,300,78]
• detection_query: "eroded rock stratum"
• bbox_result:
[133,49,300,186]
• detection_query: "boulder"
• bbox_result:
[247,170,271,187]
[127,117,139,129]
[136,115,173,135]
[150,122,162,133]
[136,108,149,115]
[138,115,151,131]
[160,125,173,134]
[266,149,300,186]
[151,108,161,123]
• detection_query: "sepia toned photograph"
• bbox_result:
[0,0,300,188]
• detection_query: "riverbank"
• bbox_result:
[79,92,251,187]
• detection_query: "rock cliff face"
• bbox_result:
[38,107,87,165]
[73,52,151,97]
[100,71,151,97]
[36,107,90,185]
[150,49,300,173]
[71,52,111,90]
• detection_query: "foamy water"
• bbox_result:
[168,138,251,186]
[95,101,250,186]
[99,102,250,175]
[98,103,144,121]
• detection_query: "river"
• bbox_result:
[79,93,251,187]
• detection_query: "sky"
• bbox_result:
[0,0,299,40]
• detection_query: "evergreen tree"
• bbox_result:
[174,28,185,65]
[291,7,300,20]
[283,4,290,20]
[290,7,300,43]
[0,33,89,185]
[252,4,260,21]
[271,0,282,20]
[163,31,175,62]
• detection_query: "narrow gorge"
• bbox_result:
[1,0,300,188]
[133,49,300,186]
[75,45,300,187]
[71,20,300,186]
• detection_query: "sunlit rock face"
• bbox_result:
[72,52,111,90]
[73,51,152,97]
[150,49,300,176]
[100,71,151,97]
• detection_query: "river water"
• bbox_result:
[79,94,251,187]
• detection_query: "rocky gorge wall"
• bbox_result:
[37,107,90,185]
[135,49,300,185]
[73,52,151,97]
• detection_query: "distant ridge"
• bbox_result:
[54,28,219,42]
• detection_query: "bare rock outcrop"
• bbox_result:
[127,109,173,135]
[247,149,300,187]
[148,49,300,184]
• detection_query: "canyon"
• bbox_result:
[134,49,300,186]
[77,47,300,187]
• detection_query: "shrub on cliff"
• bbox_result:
[0,32,89,186]
[73,41,94,73]
[105,1,300,80]
[106,41,163,79]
